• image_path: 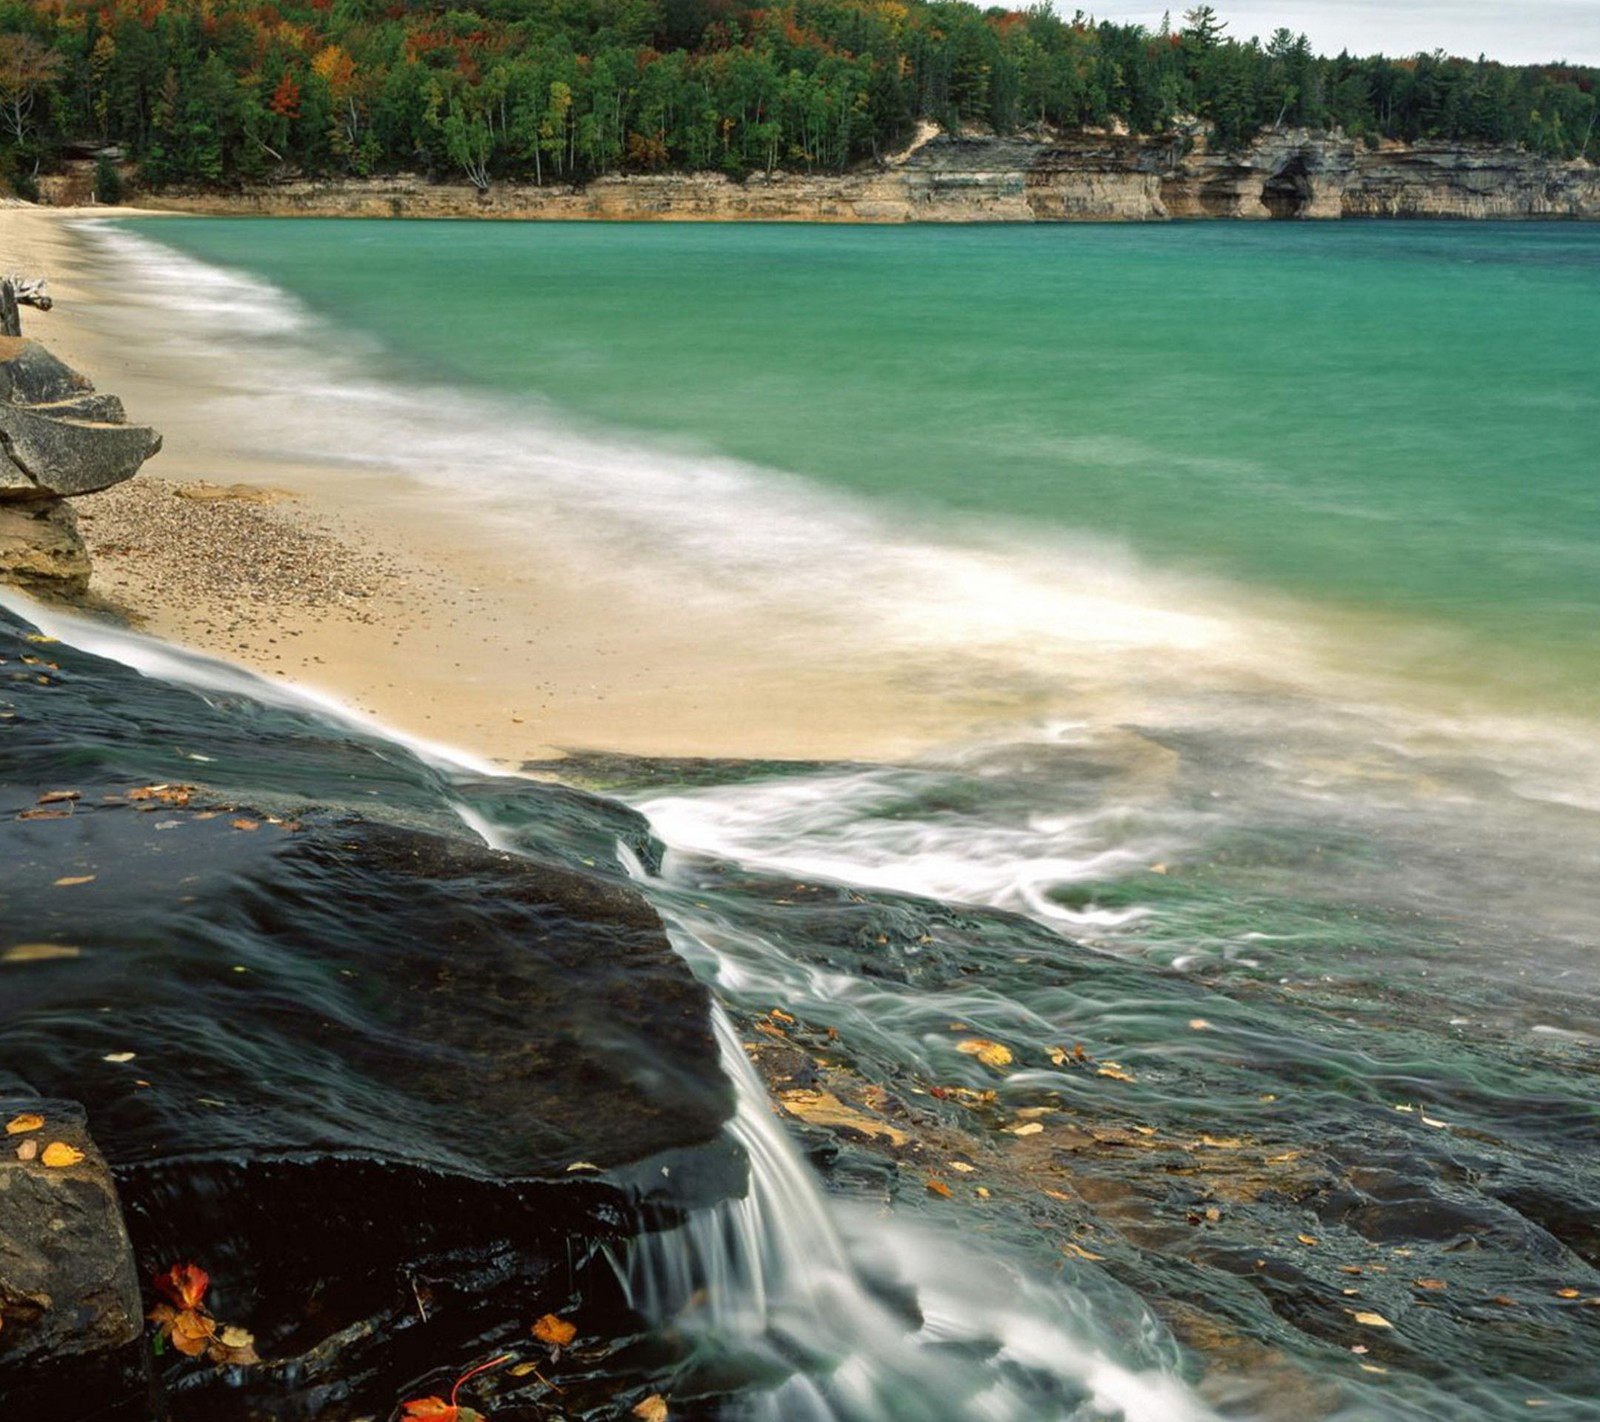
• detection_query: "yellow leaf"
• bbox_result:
[5,1113,44,1135]
[1188,1018,1210,1030]
[956,1039,1013,1069]
[1062,1241,1106,1261]
[1097,1064,1136,1083]
[16,1139,38,1161]
[1349,1311,1393,1328]
[41,1141,85,1168]
[531,1313,576,1348]
[3,942,81,963]
[1555,1288,1581,1299]
[231,818,260,832]
[633,1396,669,1422]
[53,875,95,887]
[1414,1278,1447,1291]
[1009,1122,1044,1137]
[103,1051,136,1063]
[1297,1234,1319,1247]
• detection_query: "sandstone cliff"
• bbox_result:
[135,130,1600,224]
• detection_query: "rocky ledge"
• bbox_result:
[141,130,1600,224]
[0,285,162,598]
[0,606,742,1419]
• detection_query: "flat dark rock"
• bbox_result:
[2,807,732,1181]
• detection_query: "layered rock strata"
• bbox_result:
[142,131,1600,224]
[0,324,161,597]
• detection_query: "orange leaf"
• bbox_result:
[531,1313,577,1348]
[633,1397,669,1422]
[401,1398,458,1421]
[41,1141,84,1168]
[170,1308,216,1356]
[155,1262,210,1312]
[955,1039,1013,1069]
[5,1113,44,1135]
[925,1178,953,1198]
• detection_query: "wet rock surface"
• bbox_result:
[0,608,741,1418]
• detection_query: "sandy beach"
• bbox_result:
[1,203,1016,769]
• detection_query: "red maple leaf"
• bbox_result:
[154,1262,209,1312]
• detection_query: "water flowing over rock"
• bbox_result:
[0,606,741,1419]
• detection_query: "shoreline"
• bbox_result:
[1,204,1013,769]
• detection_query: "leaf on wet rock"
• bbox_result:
[103,1051,136,1063]
[155,1262,210,1312]
[41,1141,84,1167]
[1297,1234,1319,1246]
[53,874,95,886]
[926,1178,953,1198]
[230,818,260,832]
[1062,1241,1106,1261]
[778,1088,909,1145]
[1009,1122,1044,1137]
[2,942,81,962]
[400,1398,458,1421]
[1096,1063,1136,1083]
[1555,1288,1581,1298]
[5,1113,44,1135]
[16,1139,38,1161]
[1348,1310,1393,1328]
[956,1039,1013,1069]
[209,1324,260,1365]
[1413,1278,1447,1291]
[632,1395,669,1422]
[37,789,80,804]
[531,1313,576,1349]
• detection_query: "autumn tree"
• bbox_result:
[0,33,62,150]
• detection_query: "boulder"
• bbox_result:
[0,496,90,594]
[0,337,91,407]
[0,401,163,498]
[0,1099,144,1367]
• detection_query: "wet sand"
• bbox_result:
[2,204,1004,767]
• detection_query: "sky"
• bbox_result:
[1076,2,1600,66]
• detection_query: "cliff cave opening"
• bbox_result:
[1263,156,1314,218]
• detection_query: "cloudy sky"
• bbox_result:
[1077,2,1600,65]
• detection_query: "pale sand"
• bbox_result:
[2,204,1010,768]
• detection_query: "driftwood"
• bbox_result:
[0,275,52,337]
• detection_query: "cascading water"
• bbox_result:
[614,1008,1213,1422]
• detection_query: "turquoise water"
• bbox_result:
[132,218,1600,709]
[77,217,1600,1419]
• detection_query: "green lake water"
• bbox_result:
[80,215,1600,1420]
[131,217,1600,712]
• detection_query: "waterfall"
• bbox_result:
[617,1010,1214,1422]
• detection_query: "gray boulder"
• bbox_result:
[0,401,162,499]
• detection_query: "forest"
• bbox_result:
[0,0,1595,195]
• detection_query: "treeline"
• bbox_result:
[0,0,1594,194]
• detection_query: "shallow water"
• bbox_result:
[25,217,1600,1417]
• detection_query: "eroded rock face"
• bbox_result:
[0,497,90,594]
[140,132,1600,223]
[0,336,161,599]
